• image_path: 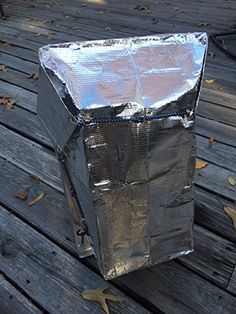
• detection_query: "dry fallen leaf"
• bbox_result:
[48,33,56,40]
[227,176,236,186]
[198,22,211,26]
[224,207,236,230]
[2,41,10,48]
[208,51,215,58]
[195,161,208,169]
[134,4,150,11]
[99,9,109,14]
[152,18,159,24]
[0,65,8,72]
[204,79,215,84]
[208,136,215,149]
[32,48,37,53]
[81,287,123,314]
[27,73,39,80]
[15,188,29,200]
[29,174,40,181]
[27,192,46,207]
[0,95,18,109]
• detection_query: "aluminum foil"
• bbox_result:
[38,33,207,280]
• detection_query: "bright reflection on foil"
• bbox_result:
[39,33,207,116]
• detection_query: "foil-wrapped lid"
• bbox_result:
[39,33,207,115]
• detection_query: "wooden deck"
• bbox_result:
[0,0,236,313]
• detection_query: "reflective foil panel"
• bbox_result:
[37,33,207,280]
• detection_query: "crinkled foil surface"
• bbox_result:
[38,33,207,279]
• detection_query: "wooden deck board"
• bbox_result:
[0,275,42,314]
[0,206,151,314]
[227,265,236,296]
[0,0,236,312]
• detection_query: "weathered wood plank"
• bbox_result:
[0,206,151,314]
[0,32,42,51]
[0,106,51,148]
[0,67,38,93]
[4,4,236,72]
[196,116,236,147]
[0,125,62,191]
[0,156,235,290]
[0,23,56,46]
[195,160,236,200]
[201,88,236,110]
[180,225,236,288]
[198,100,236,127]
[119,261,236,314]
[0,81,36,112]
[194,186,236,242]
[5,0,234,33]
[196,135,236,172]
[3,2,236,73]
[0,51,38,74]
[227,265,236,296]
[0,157,75,252]
[0,275,42,314]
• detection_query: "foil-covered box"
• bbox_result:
[37,33,207,280]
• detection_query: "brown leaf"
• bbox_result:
[204,79,215,84]
[224,207,236,230]
[195,161,208,169]
[152,18,159,24]
[0,95,18,109]
[81,287,123,314]
[27,73,39,80]
[32,48,37,53]
[27,192,46,207]
[208,136,215,149]
[48,33,56,39]
[0,65,8,72]
[208,51,215,58]
[227,176,236,186]
[134,4,150,11]
[198,22,211,26]
[15,188,29,200]
[29,174,40,181]
[2,41,10,48]
[99,9,109,14]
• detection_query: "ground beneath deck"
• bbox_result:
[0,0,236,313]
